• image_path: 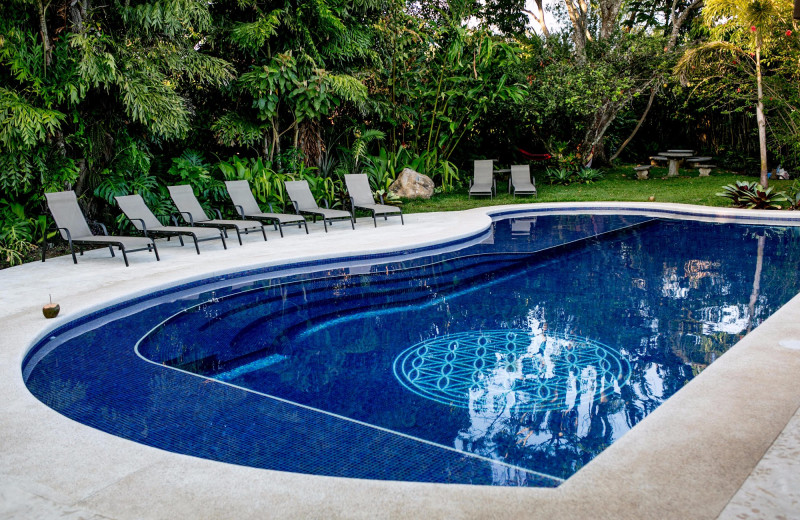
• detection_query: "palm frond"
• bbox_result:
[674,41,743,84]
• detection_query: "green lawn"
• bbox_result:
[401,166,794,213]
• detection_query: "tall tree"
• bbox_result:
[675,0,796,186]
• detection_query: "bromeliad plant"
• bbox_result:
[545,167,575,185]
[717,181,788,209]
[575,168,604,184]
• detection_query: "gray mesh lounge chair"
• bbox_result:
[116,194,227,254]
[469,159,496,198]
[284,180,354,232]
[344,174,404,228]
[224,180,308,237]
[510,164,537,197]
[44,190,159,266]
[168,185,267,245]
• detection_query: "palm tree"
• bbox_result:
[676,0,795,187]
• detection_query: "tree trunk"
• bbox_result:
[598,0,624,39]
[69,0,89,32]
[581,100,619,167]
[37,0,51,70]
[298,119,323,168]
[755,38,768,187]
[563,0,589,64]
[610,86,657,162]
[524,0,550,37]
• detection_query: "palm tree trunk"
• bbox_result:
[755,37,768,187]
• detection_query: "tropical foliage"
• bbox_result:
[1,0,799,266]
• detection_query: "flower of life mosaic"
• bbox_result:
[393,330,631,413]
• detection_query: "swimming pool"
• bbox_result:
[22,212,800,487]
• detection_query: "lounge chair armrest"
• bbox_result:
[323,199,330,209]
[349,197,356,211]
[57,226,73,242]
[234,205,246,219]
[88,220,110,236]
[212,208,223,219]
[267,203,275,213]
[129,218,147,234]
[179,211,194,225]
[290,200,300,214]
[378,193,385,204]
[171,214,181,226]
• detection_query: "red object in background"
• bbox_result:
[517,148,552,161]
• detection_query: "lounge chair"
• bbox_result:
[43,190,159,266]
[469,159,496,198]
[224,180,308,237]
[284,180,354,232]
[116,194,227,254]
[510,164,537,197]
[344,174,404,227]
[168,185,267,245]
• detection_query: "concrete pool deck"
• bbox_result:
[1,201,799,519]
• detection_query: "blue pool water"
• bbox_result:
[23,213,800,487]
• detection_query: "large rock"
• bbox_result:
[389,168,435,199]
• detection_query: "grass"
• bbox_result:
[401,165,796,213]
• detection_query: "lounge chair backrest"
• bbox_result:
[224,180,262,215]
[116,194,163,231]
[474,159,494,184]
[284,180,319,211]
[511,165,533,187]
[344,174,375,206]
[168,185,210,222]
[45,191,93,239]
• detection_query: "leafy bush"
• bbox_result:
[218,155,292,209]
[717,181,788,209]
[786,180,800,210]
[0,199,52,266]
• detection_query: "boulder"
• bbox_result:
[389,168,435,199]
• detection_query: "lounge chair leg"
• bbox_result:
[108,245,115,257]
[68,240,78,264]
[260,225,267,241]
[192,235,200,254]
[400,213,404,225]
[152,241,160,261]
[220,232,227,250]
[120,246,130,267]
[234,228,243,245]
[273,222,278,232]
[277,223,284,238]
[350,216,355,230]
[323,219,328,232]
[178,235,185,246]
[373,214,377,228]
[302,221,309,234]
